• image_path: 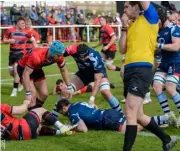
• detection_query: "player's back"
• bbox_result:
[18,47,48,67]
[1,104,30,140]
[68,102,103,129]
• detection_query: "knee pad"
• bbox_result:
[166,75,179,84]
[99,82,110,92]
[153,73,166,85]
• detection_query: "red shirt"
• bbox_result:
[26,29,40,51]
[18,47,65,69]
[1,104,31,140]
[99,24,116,51]
[5,27,32,55]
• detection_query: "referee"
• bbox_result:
[119,1,177,151]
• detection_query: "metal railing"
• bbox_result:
[0,24,122,42]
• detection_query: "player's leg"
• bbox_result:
[122,67,152,151]
[137,103,176,150]
[10,53,24,96]
[70,71,87,91]
[101,50,121,71]
[9,55,18,96]
[166,63,180,128]
[31,108,76,134]
[101,109,126,132]
[153,64,171,114]
[100,78,122,112]
[32,69,48,108]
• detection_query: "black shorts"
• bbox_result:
[75,70,94,86]
[17,64,45,82]
[123,67,153,98]
[102,109,126,131]
[23,111,40,139]
[9,53,24,66]
[101,50,116,60]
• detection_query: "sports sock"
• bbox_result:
[108,96,122,112]
[123,125,137,151]
[153,115,169,125]
[157,92,170,114]
[172,93,180,114]
[145,117,171,144]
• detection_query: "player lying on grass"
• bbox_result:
[1,100,76,140]
[53,79,93,96]
[56,99,171,133]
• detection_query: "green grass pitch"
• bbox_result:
[1,43,180,151]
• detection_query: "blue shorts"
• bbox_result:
[156,62,180,76]
[101,109,126,132]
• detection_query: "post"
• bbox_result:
[118,25,121,40]
[87,25,90,43]
[53,26,56,41]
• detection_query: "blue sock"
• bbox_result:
[157,92,170,114]
[108,96,122,112]
[172,93,180,114]
[153,115,169,125]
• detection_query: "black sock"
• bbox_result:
[39,127,56,136]
[28,98,44,111]
[14,82,18,88]
[145,117,171,144]
[123,125,137,151]
[115,66,121,71]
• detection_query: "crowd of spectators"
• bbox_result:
[1,2,180,42]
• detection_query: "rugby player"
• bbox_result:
[1,100,76,140]
[3,17,36,96]
[56,99,170,133]
[120,2,176,151]
[64,44,122,112]
[153,8,180,128]
[17,40,72,110]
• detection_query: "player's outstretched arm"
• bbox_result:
[60,66,71,86]
[11,100,31,115]
[76,119,88,133]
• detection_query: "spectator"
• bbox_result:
[10,4,21,25]
[37,12,49,43]
[29,5,38,25]
[19,5,28,19]
[76,13,87,41]
[114,12,122,25]
[58,9,66,24]
[1,8,12,25]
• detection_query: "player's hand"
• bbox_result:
[88,100,98,109]
[25,94,32,102]
[103,45,109,51]
[9,39,16,44]
[156,43,164,50]
[121,13,129,27]
[61,88,73,99]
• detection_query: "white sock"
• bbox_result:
[54,121,63,129]
[56,130,61,135]
[145,92,151,100]
[12,88,17,92]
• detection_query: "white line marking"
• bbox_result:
[0,62,74,70]
[0,73,75,82]
[138,132,180,140]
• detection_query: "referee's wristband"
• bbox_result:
[26,91,31,96]
[89,96,95,102]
